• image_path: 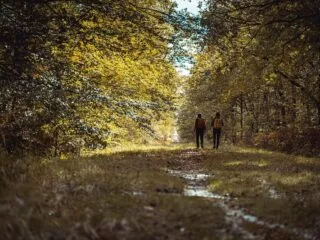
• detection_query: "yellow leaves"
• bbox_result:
[48,21,59,31]
[130,36,138,45]
[289,50,299,58]
[208,180,223,192]
[69,53,81,63]
[81,20,97,28]
[86,54,176,101]
[41,124,52,134]
[266,72,277,84]
[50,46,60,55]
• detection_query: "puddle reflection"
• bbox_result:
[165,168,315,240]
[184,186,225,199]
[167,169,226,199]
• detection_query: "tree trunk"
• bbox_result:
[291,85,297,123]
[318,104,320,126]
[240,94,244,140]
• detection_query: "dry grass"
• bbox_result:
[203,145,320,237]
[1,144,320,239]
[0,145,226,240]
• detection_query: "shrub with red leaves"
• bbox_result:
[252,128,320,156]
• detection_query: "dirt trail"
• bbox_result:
[165,149,319,240]
[1,146,319,240]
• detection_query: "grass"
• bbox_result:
[203,146,320,237]
[1,144,320,239]
[0,145,226,240]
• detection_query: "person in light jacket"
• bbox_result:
[211,112,224,149]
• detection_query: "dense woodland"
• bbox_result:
[0,0,192,155]
[178,0,320,156]
[1,1,320,239]
[1,0,320,156]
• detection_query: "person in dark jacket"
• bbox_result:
[194,113,206,149]
[211,112,224,149]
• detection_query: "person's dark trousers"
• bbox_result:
[213,128,221,149]
[196,129,205,148]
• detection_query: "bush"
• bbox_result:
[251,127,320,156]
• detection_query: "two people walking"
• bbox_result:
[194,112,224,149]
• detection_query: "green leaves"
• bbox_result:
[0,0,184,154]
[178,0,320,149]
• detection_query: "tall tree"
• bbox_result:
[178,0,320,154]
[0,0,183,154]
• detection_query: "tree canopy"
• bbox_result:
[0,0,197,155]
[2,0,319,156]
[178,0,320,155]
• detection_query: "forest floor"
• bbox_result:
[1,144,320,240]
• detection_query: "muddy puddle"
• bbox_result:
[167,169,260,239]
[258,179,282,199]
[167,169,226,199]
[185,186,225,199]
[166,169,316,240]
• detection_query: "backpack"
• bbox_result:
[195,118,206,129]
[213,118,223,129]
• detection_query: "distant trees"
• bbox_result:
[178,0,320,155]
[0,0,185,155]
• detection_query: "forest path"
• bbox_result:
[1,145,320,239]
[164,148,319,240]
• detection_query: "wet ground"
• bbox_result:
[167,168,316,240]
[1,145,320,239]
[164,148,320,240]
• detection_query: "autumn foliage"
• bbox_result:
[0,0,188,155]
[251,128,320,156]
[177,0,320,156]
